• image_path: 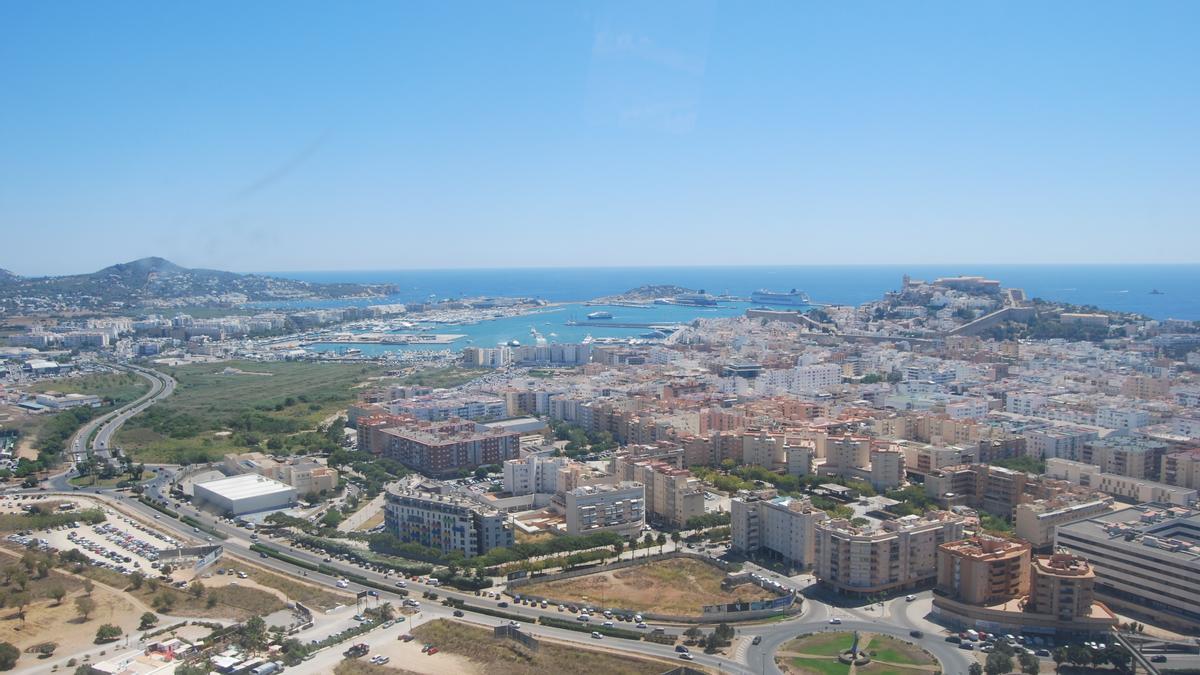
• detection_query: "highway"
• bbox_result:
[58,362,176,468]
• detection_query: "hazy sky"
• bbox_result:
[3,1,1199,275]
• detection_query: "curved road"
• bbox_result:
[51,362,175,488]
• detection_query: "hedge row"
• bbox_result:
[138,498,179,519]
[537,616,643,640]
[180,515,227,540]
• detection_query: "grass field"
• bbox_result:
[776,633,937,675]
[124,578,286,621]
[786,657,852,675]
[411,619,672,675]
[518,557,776,615]
[72,561,286,621]
[238,562,351,611]
[867,636,934,666]
[117,360,383,462]
[68,475,148,488]
[782,633,856,657]
[858,665,931,675]
[29,371,150,407]
[334,660,420,675]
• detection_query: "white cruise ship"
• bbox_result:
[751,288,810,306]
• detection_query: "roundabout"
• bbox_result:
[774,631,939,675]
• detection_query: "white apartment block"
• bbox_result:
[563,481,645,537]
[1024,425,1098,461]
[731,493,829,568]
[503,454,570,496]
[790,363,842,393]
[946,397,989,420]
[1095,407,1150,431]
[1006,392,1048,416]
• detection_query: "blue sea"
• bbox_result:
[259,265,1199,353]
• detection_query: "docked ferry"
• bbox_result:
[751,288,810,306]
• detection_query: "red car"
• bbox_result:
[427,647,439,655]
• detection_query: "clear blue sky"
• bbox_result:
[3,1,1199,275]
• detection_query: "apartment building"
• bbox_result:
[742,430,786,469]
[563,481,645,538]
[731,491,828,569]
[813,511,966,596]
[935,535,1031,605]
[1024,425,1098,461]
[613,455,704,528]
[1082,436,1168,480]
[376,420,520,476]
[1024,554,1099,623]
[1162,449,1200,490]
[1056,505,1200,631]
[1121,375,1170,400]
[1006,393,1047,416]
[899,442,972,476]
[502,454,570,496]
[1095,407,1151,432]
[387,394,507,421]
[924,464,1029,518]
[815,435,903,490]
[1014,496,1114,548]
[383,488,513,558]
[1046,458,1197,506]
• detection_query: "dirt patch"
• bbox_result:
[0,584,143,657]
[519,557,776,615]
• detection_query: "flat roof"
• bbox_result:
[194,473,295,500]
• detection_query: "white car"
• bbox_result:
[829,617,842,625]
[905,594,916,601]
[591,631,603,639]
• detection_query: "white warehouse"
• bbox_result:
[193,474,298,515]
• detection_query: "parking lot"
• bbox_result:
[1,494,185,578]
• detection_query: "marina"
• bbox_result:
[301,332,466,346]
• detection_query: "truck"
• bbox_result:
[343,643,369,658]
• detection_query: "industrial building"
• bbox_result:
[192,474,298,515]
[1056,505,1200,632]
